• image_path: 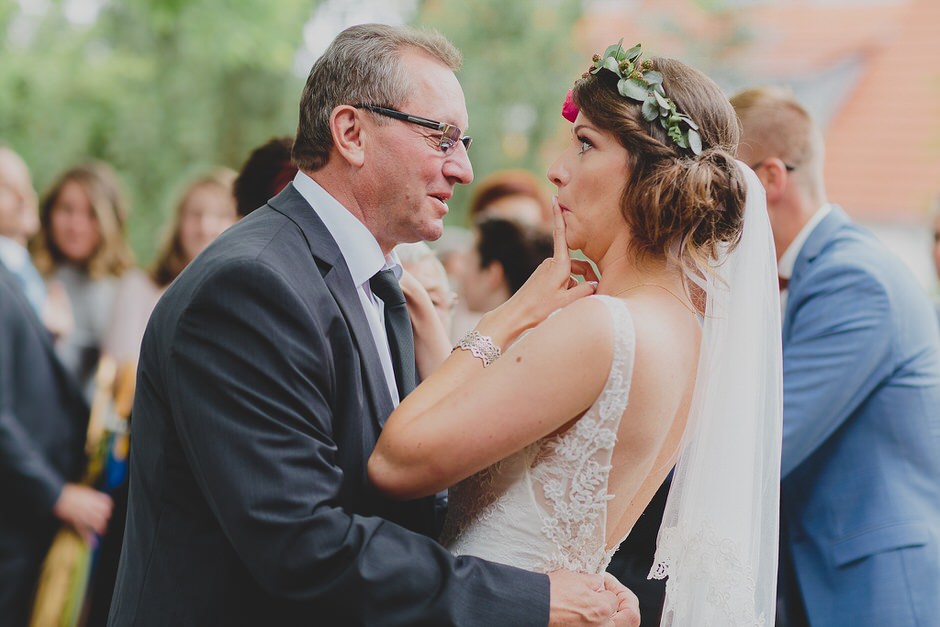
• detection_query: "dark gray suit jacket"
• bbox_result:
[0,262,88,625]
[108,184,549,626]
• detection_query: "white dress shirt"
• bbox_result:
[0,234,45,315]
[292,171,403,405]
[777,203,832,317]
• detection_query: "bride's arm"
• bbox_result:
[370,295,613,499]
[369,205,611,500]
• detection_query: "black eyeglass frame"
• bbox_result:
[749,158,796,172]
[354,104,472,155]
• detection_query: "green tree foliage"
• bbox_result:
[0,0,311,261]
[0,0,584,253]
[413,0,584,225]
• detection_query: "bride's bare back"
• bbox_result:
[604,287,700,549]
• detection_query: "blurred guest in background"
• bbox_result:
[396,241,456,337]
[395,241,457,378]
[105,168,238,365]
[31,162,134,400]
[449,218,552,341]
[0,146,42,312]
[733,86,940,627]
[0,146,72,338]
[82,167,238,626]
[233,136,298,218]
[0,145,112,627]
[467,169,552,228]
[458,217,552,314]
[429,225,472,284]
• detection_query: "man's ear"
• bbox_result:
[756,158,790,204]
[330,105,366,167]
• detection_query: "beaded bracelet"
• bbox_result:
[452,330,502,368]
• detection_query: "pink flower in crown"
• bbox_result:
[561,89,579,123]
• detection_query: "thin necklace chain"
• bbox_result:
[610,282,697,316]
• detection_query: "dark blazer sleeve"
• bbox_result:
[0,277,67,515]
[164,259,549,626]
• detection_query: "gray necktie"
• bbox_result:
[369,269,417,399]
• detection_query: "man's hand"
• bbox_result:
[52,483,113,545]
[605,573,641,627]
[548,569,625,626]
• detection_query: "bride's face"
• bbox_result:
[547,112,630,259]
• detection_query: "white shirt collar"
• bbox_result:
[777,203,832,280]
[0,235,31,273]
[291,171,401,287]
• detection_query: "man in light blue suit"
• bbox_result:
[732,87,940,627]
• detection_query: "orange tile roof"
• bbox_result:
[578,0,940,223]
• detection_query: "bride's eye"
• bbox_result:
[577,135,593,155]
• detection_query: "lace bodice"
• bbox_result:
[440,295,635,574]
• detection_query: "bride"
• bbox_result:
[369,42,782,626]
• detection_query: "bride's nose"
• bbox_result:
[547,154,568,188]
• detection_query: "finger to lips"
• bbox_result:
[551,197,570,263]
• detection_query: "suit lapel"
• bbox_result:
[268,184,395,428]
[0,264,86,411]
[783,206,850,339]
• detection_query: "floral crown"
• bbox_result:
[562,40,702,155]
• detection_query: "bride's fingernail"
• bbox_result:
[589,281,598,291]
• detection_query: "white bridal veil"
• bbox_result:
[650,163,784,626]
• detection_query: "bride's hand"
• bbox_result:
[477,198,598,346]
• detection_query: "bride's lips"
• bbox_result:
[557,202,572,213]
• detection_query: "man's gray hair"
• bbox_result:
[292,23,462,172]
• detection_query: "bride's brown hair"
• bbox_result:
[572,57,747,281]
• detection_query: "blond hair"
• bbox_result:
[150,168,236,287]
[32,161,134,279]
[730,86,826,197]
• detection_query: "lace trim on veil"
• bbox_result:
[651,523,765,626]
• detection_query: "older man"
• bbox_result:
[732,87,940,627]
[109,25,637,627]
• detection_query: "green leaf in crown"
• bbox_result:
[586,41,702,155]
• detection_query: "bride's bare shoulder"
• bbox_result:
[512,295,617,368]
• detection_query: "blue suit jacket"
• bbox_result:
[780,207,940,626]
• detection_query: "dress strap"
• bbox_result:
[590,294,637,418]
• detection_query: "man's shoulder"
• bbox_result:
[806,218,907,286]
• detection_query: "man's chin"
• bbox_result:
[418,221,445,243]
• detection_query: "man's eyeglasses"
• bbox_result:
[749,158,796,172]
[355,105,472,155]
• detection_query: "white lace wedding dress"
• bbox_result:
[442,165,782,626]
[440,294,634,574]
